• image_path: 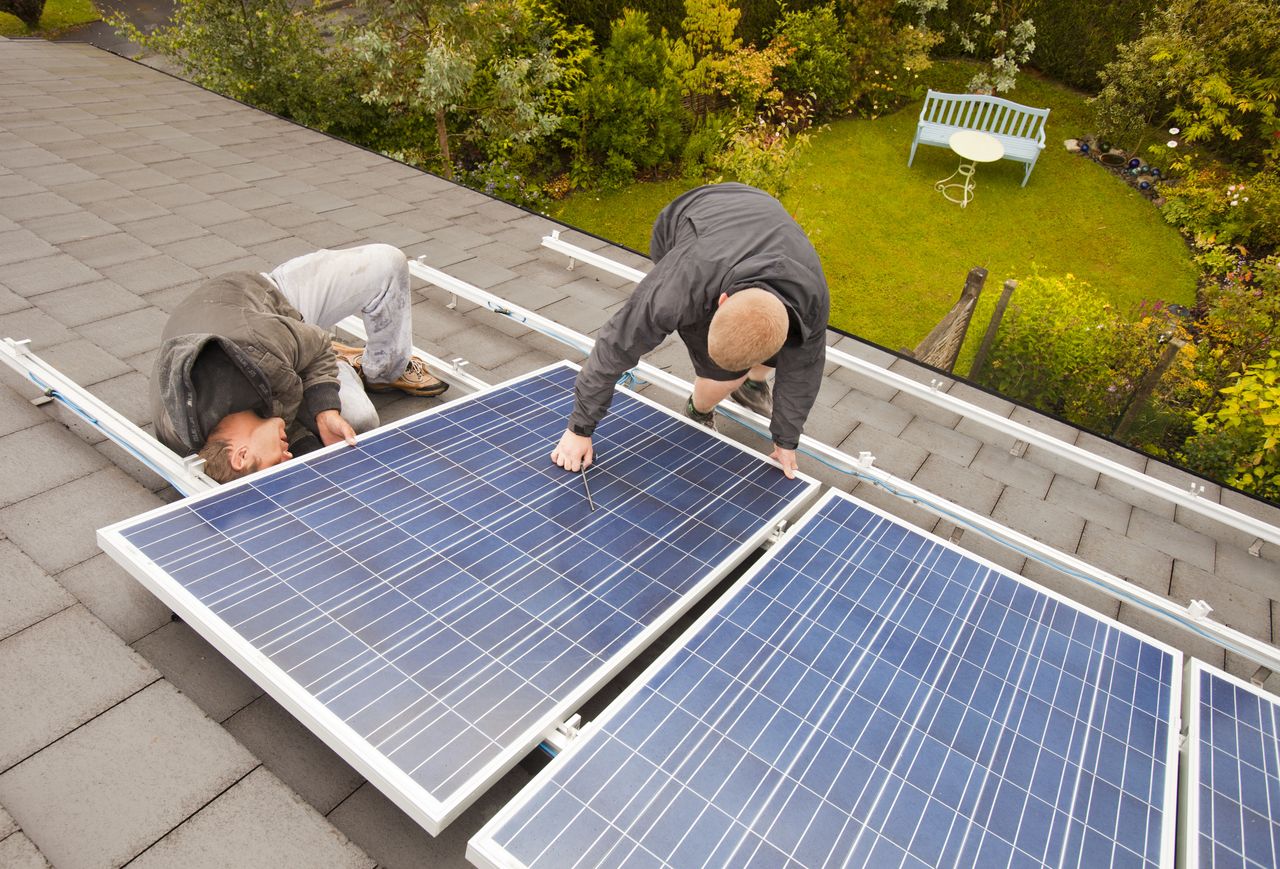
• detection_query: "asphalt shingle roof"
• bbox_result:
[2,36,1277,867]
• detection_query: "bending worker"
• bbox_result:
[151,244,447,483]
[551,182,830,479]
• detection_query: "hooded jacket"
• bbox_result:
[569,183,830,449]
[151,272,341,456]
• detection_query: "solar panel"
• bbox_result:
[473,489,1182,869]
[1182,660,1280,869]
[98,362,817,833]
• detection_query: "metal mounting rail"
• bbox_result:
[409,255,1280,673]
[540,231,1280,551]
[1,337,217,496]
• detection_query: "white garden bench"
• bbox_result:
[908,89,1050,187]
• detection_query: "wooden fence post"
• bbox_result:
[1113,337,1187,440]
[969,279,1017,381]
[909,267,987,372]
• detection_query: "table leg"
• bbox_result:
[936,161,977,207]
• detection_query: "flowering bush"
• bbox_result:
[1182,351,1280,500]
[457,159,550,210]
[951,0,1036,94]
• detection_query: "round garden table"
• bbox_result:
[936,130,1005,208]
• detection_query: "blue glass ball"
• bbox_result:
[1128,157,1141,168]
[1080,142,1091,154]
[1151,168,1162,178]
[1139,165,1150,174]
[1139,180,1151,190]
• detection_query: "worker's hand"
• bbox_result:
[316,410,357,448]
[770,445,798,479]
[551,429,593,472]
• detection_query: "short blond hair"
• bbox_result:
[196,433,261,484]
[707,288,788,372]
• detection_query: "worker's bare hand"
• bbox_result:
[770,445,798,479]
[551,429,593,472]
[316,410,357,447]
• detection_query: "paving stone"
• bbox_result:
[1073,431,1148,472]
[138,182,216,210]
[1174,493,1280,556]
[1021,442,1103,490]
[0,192,78,223]
[1043,474,1132,535]
[991,485,1085,553]
[1172,560,1270,643]
[222,695,364,815]
[0,605,156,770]
[212,216,291,247]
[0,466,164,574]
[99,254,205,295]
[170,199,253,228]
[800,402,858,453]
[899,416,981,467]
[1224,651,1279,688]
[133,620,263,723]
[0,231,58,268]
[1075,524,1173,595]
[1008,406,1081,445]
[328,767,532,869]
[1,254,103,298]
[0,422,108,508]
[1205,538,1280,607]
[0,541,73,642]
[832,390,912,436]
[0,804,17,838]
[76,306,171,359]
[0,832,51,869]
[292,220,363,250]
[21,210,118,245]
[56,553,172,644]
[82,194,169,225]
[1127,508,1216,572]
[0,382,48,439]
[32,337,132,388]
[967,442,1053,499]
[130,767,372,869]
[32,279,144,328]
[911,454,1004,515]
[59,233,161,270]
[0,284,29,316]
[1094,473,1176,520]
[0,681,257,869]
[837,422,930,481]
[1145,458,1221,503]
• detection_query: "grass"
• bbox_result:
[550,61,1200,356]
[0,0,99,36]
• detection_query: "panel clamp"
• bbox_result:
[543,714,583,754]
[764,520,789,549]
[1186,599,1214,620]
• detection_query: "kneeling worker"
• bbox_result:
[151,244,447,483]
[551,182,830,479]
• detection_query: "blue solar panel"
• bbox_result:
[474,489,1181,868]
[99,363,816,831]
[1185,661,1280,869]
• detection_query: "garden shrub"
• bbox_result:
[843,0,938,117]
[770,5,853,120]
[978,272,1185,432]
[1182,351,1280,501]
[572,11,687,189]
[710,100,813,199]
[1092,0,1280,168]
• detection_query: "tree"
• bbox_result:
[349,0,577,179]
[0,0,44,28]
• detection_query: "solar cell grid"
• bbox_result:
[475,490,1181,869]
[1184,661,1280,869]
[100,363,816,832]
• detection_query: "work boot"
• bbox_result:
[684,396,717,431]
[730,378,773,417]
[331,341,364,375]
[366,355,449,397]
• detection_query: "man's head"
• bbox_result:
[707,288,789,372]
[198,411,292,483]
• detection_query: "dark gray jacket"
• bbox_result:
[151,272,341,456]
[569,183,830,449]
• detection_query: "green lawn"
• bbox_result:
[0,0,99,36]
[551,62,1199,355]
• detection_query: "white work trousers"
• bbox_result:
[267,244,413,433]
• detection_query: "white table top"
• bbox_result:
[949,129,1005,163]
